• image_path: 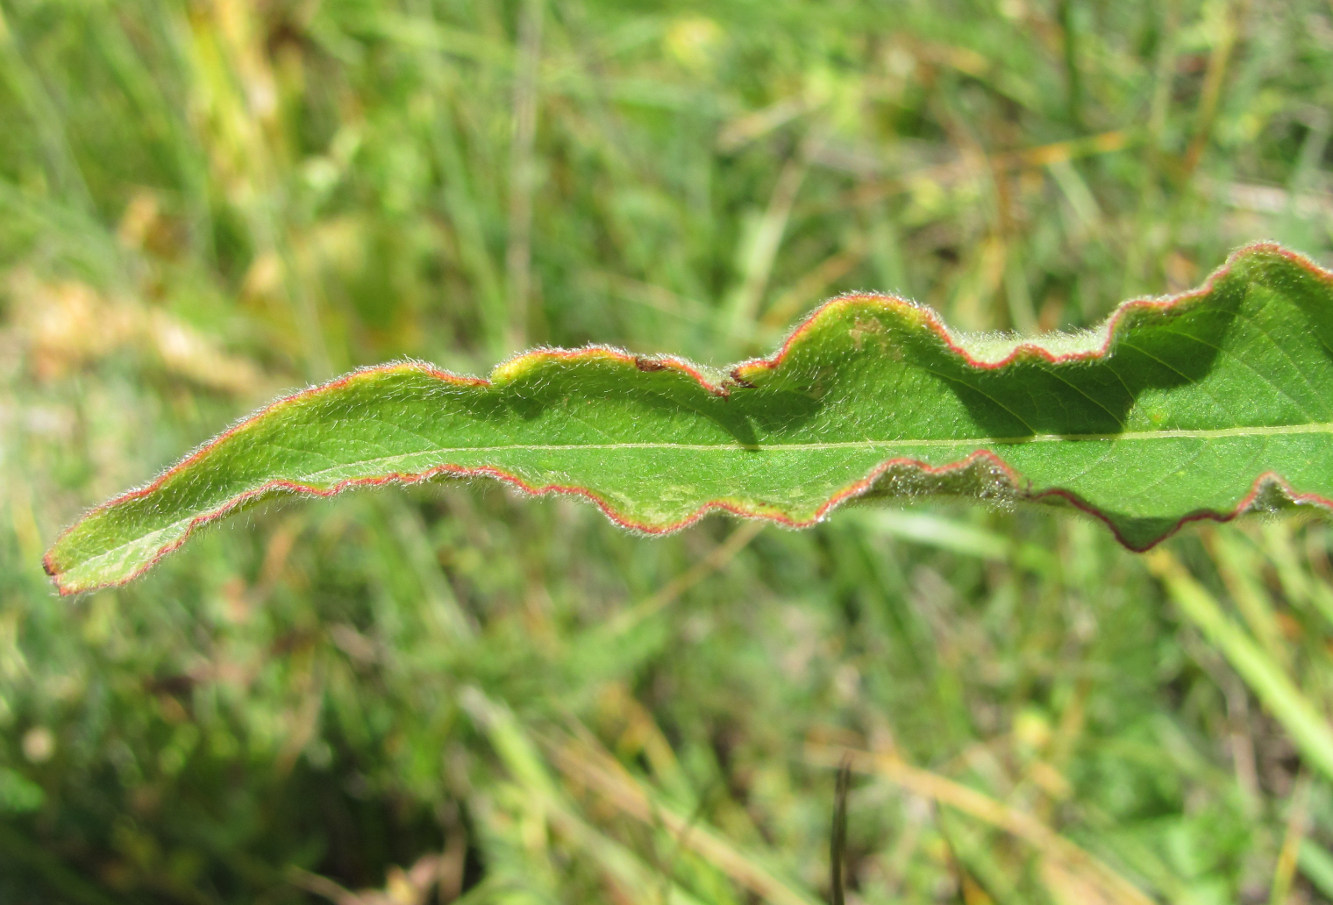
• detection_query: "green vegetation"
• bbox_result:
[43,244,1333,596]
[5,0,1333,902]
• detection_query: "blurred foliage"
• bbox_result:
[3,0,1333,902]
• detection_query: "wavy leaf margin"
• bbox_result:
[43,242,1333,594]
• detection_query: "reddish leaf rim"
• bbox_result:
[44,242,1333,595]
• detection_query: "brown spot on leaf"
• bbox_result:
[728,368,758,389]
[635,357,669,372]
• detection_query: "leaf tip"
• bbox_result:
[40,548,78,597]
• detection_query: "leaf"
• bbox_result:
[44,243,1333,594]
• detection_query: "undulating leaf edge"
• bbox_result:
[43,241,1333,595]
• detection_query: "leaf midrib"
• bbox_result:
[71,419,1331,578]
[298,419,1333,472]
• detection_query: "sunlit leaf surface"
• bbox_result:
[44,244,1333,594]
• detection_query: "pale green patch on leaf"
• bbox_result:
[44,244,1333,594]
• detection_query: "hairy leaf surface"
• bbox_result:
[44,244,1333,594]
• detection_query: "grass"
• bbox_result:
[3,0,1333,901]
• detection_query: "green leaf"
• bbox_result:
[44,243,1333,594]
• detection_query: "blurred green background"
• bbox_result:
[4,0,1333,902]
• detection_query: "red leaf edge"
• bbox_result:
[43,242,1333,594]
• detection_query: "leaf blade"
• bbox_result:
[44,243,1333,594]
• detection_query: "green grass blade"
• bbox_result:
[1149,549,1333,783]
[43,243,1333,594]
